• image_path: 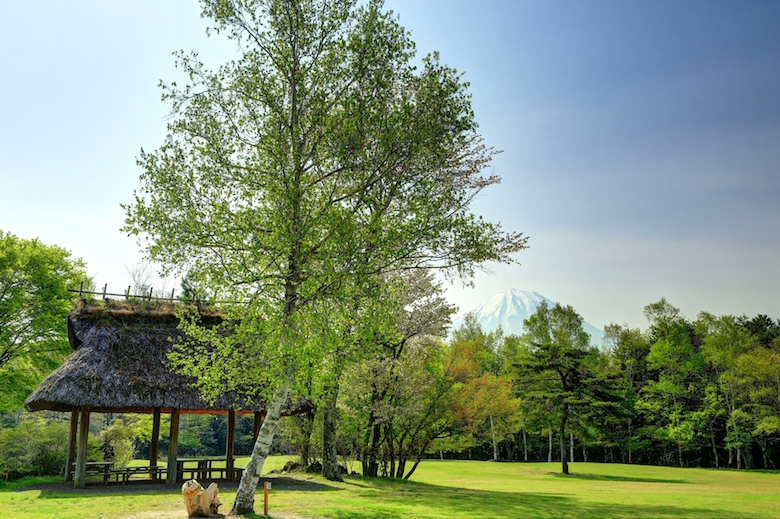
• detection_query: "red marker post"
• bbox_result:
[263,480,271,516]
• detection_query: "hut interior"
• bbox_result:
[25,300,307,488]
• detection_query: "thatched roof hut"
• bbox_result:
[25,300,309,487]
[26,301,301,415]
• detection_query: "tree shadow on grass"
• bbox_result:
[13,476,767,519]
[328,479,756,519]
[550,472,690,484]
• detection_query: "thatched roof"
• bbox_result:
[25,301,308,415]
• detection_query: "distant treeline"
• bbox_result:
[435,298,780,470]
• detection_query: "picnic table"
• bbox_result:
[70,461,113,485]
[176,457,244,482]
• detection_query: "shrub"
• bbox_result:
[0,415,68,480]
[100,421,137,468]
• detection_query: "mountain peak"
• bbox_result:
[452,289,603,346]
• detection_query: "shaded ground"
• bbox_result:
[3,461,779,519]
[19,476,329,495]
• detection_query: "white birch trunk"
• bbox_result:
[231,381,290,514]
[570,432,574,463]
[522,429,528,462]
[490,416,499,462]
[548,431,552,462]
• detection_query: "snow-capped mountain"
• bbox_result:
[451,289,604,346]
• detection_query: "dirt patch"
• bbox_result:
[119,512,188,519]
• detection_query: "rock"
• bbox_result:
[181,479,222,517]
[305,461,322,473]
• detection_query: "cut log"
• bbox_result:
[182,479,222,517]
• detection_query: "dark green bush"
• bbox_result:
[0,414,103,481]
[0,415,68,480]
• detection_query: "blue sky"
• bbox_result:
[1,1,778,331]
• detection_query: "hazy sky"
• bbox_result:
[1,1,778,331]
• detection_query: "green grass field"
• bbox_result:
[1,458,778,518]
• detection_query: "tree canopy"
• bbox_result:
[123,0,525,512]
[0,230,89,410]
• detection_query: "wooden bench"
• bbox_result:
[108,465,167,483]
[178,467,243,482]
[70,461,113,485]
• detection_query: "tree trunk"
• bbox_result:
[404,457,423,480]
[678,441,683,467]
[523,430,528,462]
[363,419,382,477]
[299,410,314,467]
[395,457,406,479]
[232,381,290,515]
[490,416,499,462]
[439,450,444,460]
[570,432,574,463]
[548,431,552,462]
[619,429,626,463]
[708,417,719,468]
[559,414,569,474]
[759,439,769,469]
[736,447,742,470]
[322,374,342,481]
[728,445,733,467]
[582,445,587,462]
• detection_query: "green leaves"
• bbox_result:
[123,0,525,395]
[0,230,89,387]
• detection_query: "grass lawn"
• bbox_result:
[1,458,778,518]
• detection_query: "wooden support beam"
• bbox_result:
[74,406,90,488]
[166,408,180,486]
[150,407,161,480]
[65,408,78,482]
[253,411,263,445]
[226,410,236,480]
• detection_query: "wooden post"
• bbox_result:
[149,287,154,300]
[166,409,180,485]
[78,281,83,299]
[74,406,90,488]
[264,480,269,516]
[226,410,235,480]
[64,408,78,482]
[253,411,263,445]
[170,288,175,303]
[102,283,107,300]
[150,407,161,480]
[126,286,131,299]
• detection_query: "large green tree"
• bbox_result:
[0,233,87,360]
[518,301,594,474]
[0,231,88,410]
[123,0,525,512]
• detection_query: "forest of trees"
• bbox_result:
[1,3,778,506]
[2,259,779,482]
[277,278,780,478]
